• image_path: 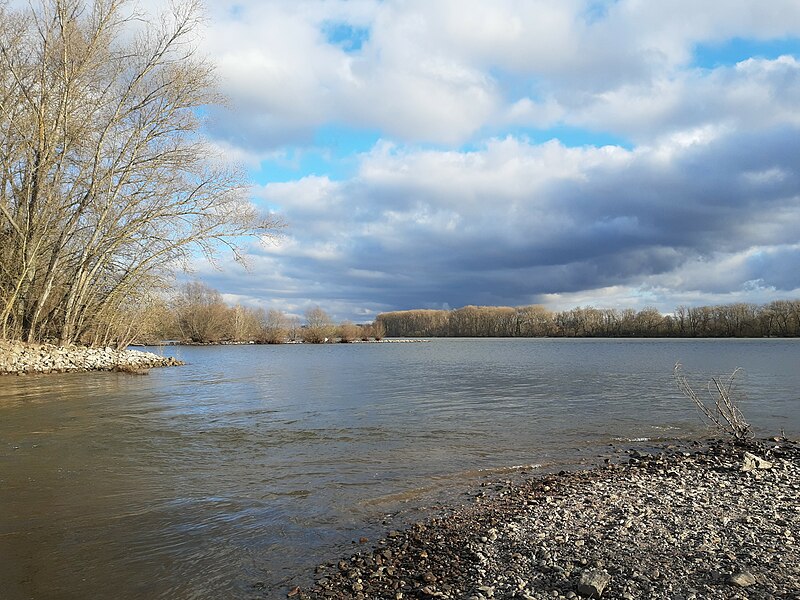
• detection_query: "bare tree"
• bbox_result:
[261,308,289,344]
[286,315,301,342]
[302,306,333,343]
[673,362,752,441]
[337,320,358,343]
[174,281,229,343]
[86,286,173,348]
[0,0,280,345]
[229,304,260,342]
[376,309,448,337]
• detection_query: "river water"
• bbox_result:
[1,338,799,599]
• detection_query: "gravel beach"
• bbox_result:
[296,439,799,600]
[0,340,183,374]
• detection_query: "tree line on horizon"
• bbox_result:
[131,281,385,346]
[375,301,800,338]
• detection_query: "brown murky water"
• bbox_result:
[1,338,799,599]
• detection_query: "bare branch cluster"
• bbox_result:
[673,362,752,441]
[0,0,280,345]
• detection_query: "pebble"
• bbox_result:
[293,439,800,600]
[577,570,611,597]
[728,571,757,587]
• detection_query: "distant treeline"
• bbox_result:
[376,301,800,338]
[122,282,384,346]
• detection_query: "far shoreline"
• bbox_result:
[0,338,432,376]
[130,338,430,347]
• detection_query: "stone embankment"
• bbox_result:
[0,340,183,375]
[296,439,799,600]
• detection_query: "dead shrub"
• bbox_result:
[673,362,752,441]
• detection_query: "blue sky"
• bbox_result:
[175,0,800,321]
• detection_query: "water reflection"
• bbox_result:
[1,339,799,598]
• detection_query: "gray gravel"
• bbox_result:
[296,439,799,600]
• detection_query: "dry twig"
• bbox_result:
[673,362,752,441]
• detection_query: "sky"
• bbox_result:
[158,0,800,321]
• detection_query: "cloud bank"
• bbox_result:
[177,0,800,320]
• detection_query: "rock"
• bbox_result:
[0,340,184,375]
[742,452,773,471]
[728,571,757,587]
[577,570,611,598]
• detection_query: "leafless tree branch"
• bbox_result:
[0,0,282,344]
[673,362,752,441]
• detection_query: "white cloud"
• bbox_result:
[121,0,800,318]
[566,56,800,142]
[186,0,800,150]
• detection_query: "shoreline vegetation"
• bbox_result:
[4,291,799,374]
[294,437,799,600]
[5,278,798,349]
[89,282,800,348]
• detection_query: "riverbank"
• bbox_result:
[296,438,799,599]
[142,338,429,345]
[0,340,184,375]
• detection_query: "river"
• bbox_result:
[1,338,799,599]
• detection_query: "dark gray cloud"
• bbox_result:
[198,124,800,320]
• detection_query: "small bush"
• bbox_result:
[338,321,359,343]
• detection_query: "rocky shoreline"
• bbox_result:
[0,340,184,375]
[294,438,799,600]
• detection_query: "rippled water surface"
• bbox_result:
[1,338,799,599]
